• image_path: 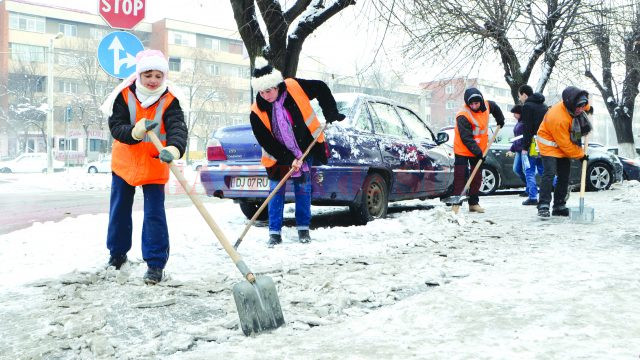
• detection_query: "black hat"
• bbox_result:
[251,57,284,92]
[510,104,523,114]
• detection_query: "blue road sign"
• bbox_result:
[97,31,144,79]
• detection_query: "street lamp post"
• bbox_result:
[47,32,63,174]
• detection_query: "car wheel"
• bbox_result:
[88,166,98,174]
[586,162,612,191]
[0,167,11,173]
[238,200,269,221]
[350,172,389,225]
[479,166,499,195]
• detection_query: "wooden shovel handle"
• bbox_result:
[459,125,502,196]
[579,136,589,199]
[233,122,329,249]
[147,131,255,283]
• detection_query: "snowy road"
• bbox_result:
[0,180,639,359]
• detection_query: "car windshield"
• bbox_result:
[311,97,356,123]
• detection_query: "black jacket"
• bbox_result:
[456,88,505,158]
[250,78,342,180]
[108,83,188,156]
[521,92,548,151]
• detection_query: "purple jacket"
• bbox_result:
[510,120,524,152]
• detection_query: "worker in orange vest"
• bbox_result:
[100,50,187,284]
[453,88,505,213]
[249,57,345,247]
[536,86,592,218]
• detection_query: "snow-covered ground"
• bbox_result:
[1,172,639,359]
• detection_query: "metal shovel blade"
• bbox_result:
[441,195,468,206]
[233,275,285,336]
[569,199,594,223]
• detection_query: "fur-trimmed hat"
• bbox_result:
[251,57,284,92]
[136,49,169,80]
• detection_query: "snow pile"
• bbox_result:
[0,182,639,358]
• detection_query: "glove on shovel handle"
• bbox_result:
[146,130,256,283]
[233,122,330,250]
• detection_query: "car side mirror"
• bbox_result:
[436,131,449,145]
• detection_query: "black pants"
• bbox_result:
[539,156,571,209]
[453,155,482,205]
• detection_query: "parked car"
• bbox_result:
[200,93,454,224]
[589,144,640,181]
[440,124,623,194]
[83,156,112,173]
[0,153,65,173]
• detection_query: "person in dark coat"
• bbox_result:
[507,105,527,184]
[518,85,547,204]
[249,57,345,247]
[452,88,505,213]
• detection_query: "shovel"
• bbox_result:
[146,126,285,336]
[569,136,595,223]
[442,125,502,214]
[233,122,329,250]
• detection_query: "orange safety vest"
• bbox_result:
[536,101,587,159]
[252,78,325,168]
[453,101,490,157]
[111,87,175,186]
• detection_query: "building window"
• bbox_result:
[445,84,454,94]
[227,41,243,55]
[446,100,457,110]
[169,58,181,72]
[59,138,78,151]
[205,63,220,76]
[90,28,109,40]
[233,66,250,78]
[89,139,107,152]
[203,37,220,51]
[9,43,46,63]
[58,80,78,94]
[169,31,195,47]
[9,13,45,33]
[59,23,77,37]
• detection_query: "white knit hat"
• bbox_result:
[251,57,284,92]
[136,49,169,80]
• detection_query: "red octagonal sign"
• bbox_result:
[99,0,146,30]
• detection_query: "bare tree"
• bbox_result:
[174,49,233,162]
[386,0,588,103]
[580,1,640,157]
[6,61,48,152]
[230,0,356,78]
[66,40,118,157]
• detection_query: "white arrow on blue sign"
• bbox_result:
[97,31,144,79]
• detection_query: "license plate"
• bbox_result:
[230,176,269,191]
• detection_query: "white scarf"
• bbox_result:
[135,79,167,108]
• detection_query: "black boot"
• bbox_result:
[298,230,311,243]
[267,234,282,248]
[552,205,569,217]
[108,254,127,270]
[143,267,163,285]
[537,205,550,218]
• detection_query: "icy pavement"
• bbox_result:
[0,182,639,359]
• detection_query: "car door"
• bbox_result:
[368,101,420,198]
[395,106,452,195]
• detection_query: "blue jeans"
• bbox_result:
[524,155,543,199]
[268,171,312,234]
[513,152,527,184]
[107,173,170,269]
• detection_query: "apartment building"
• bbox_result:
[0,0,250,161]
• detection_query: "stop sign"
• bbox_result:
[99,0,146,30]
